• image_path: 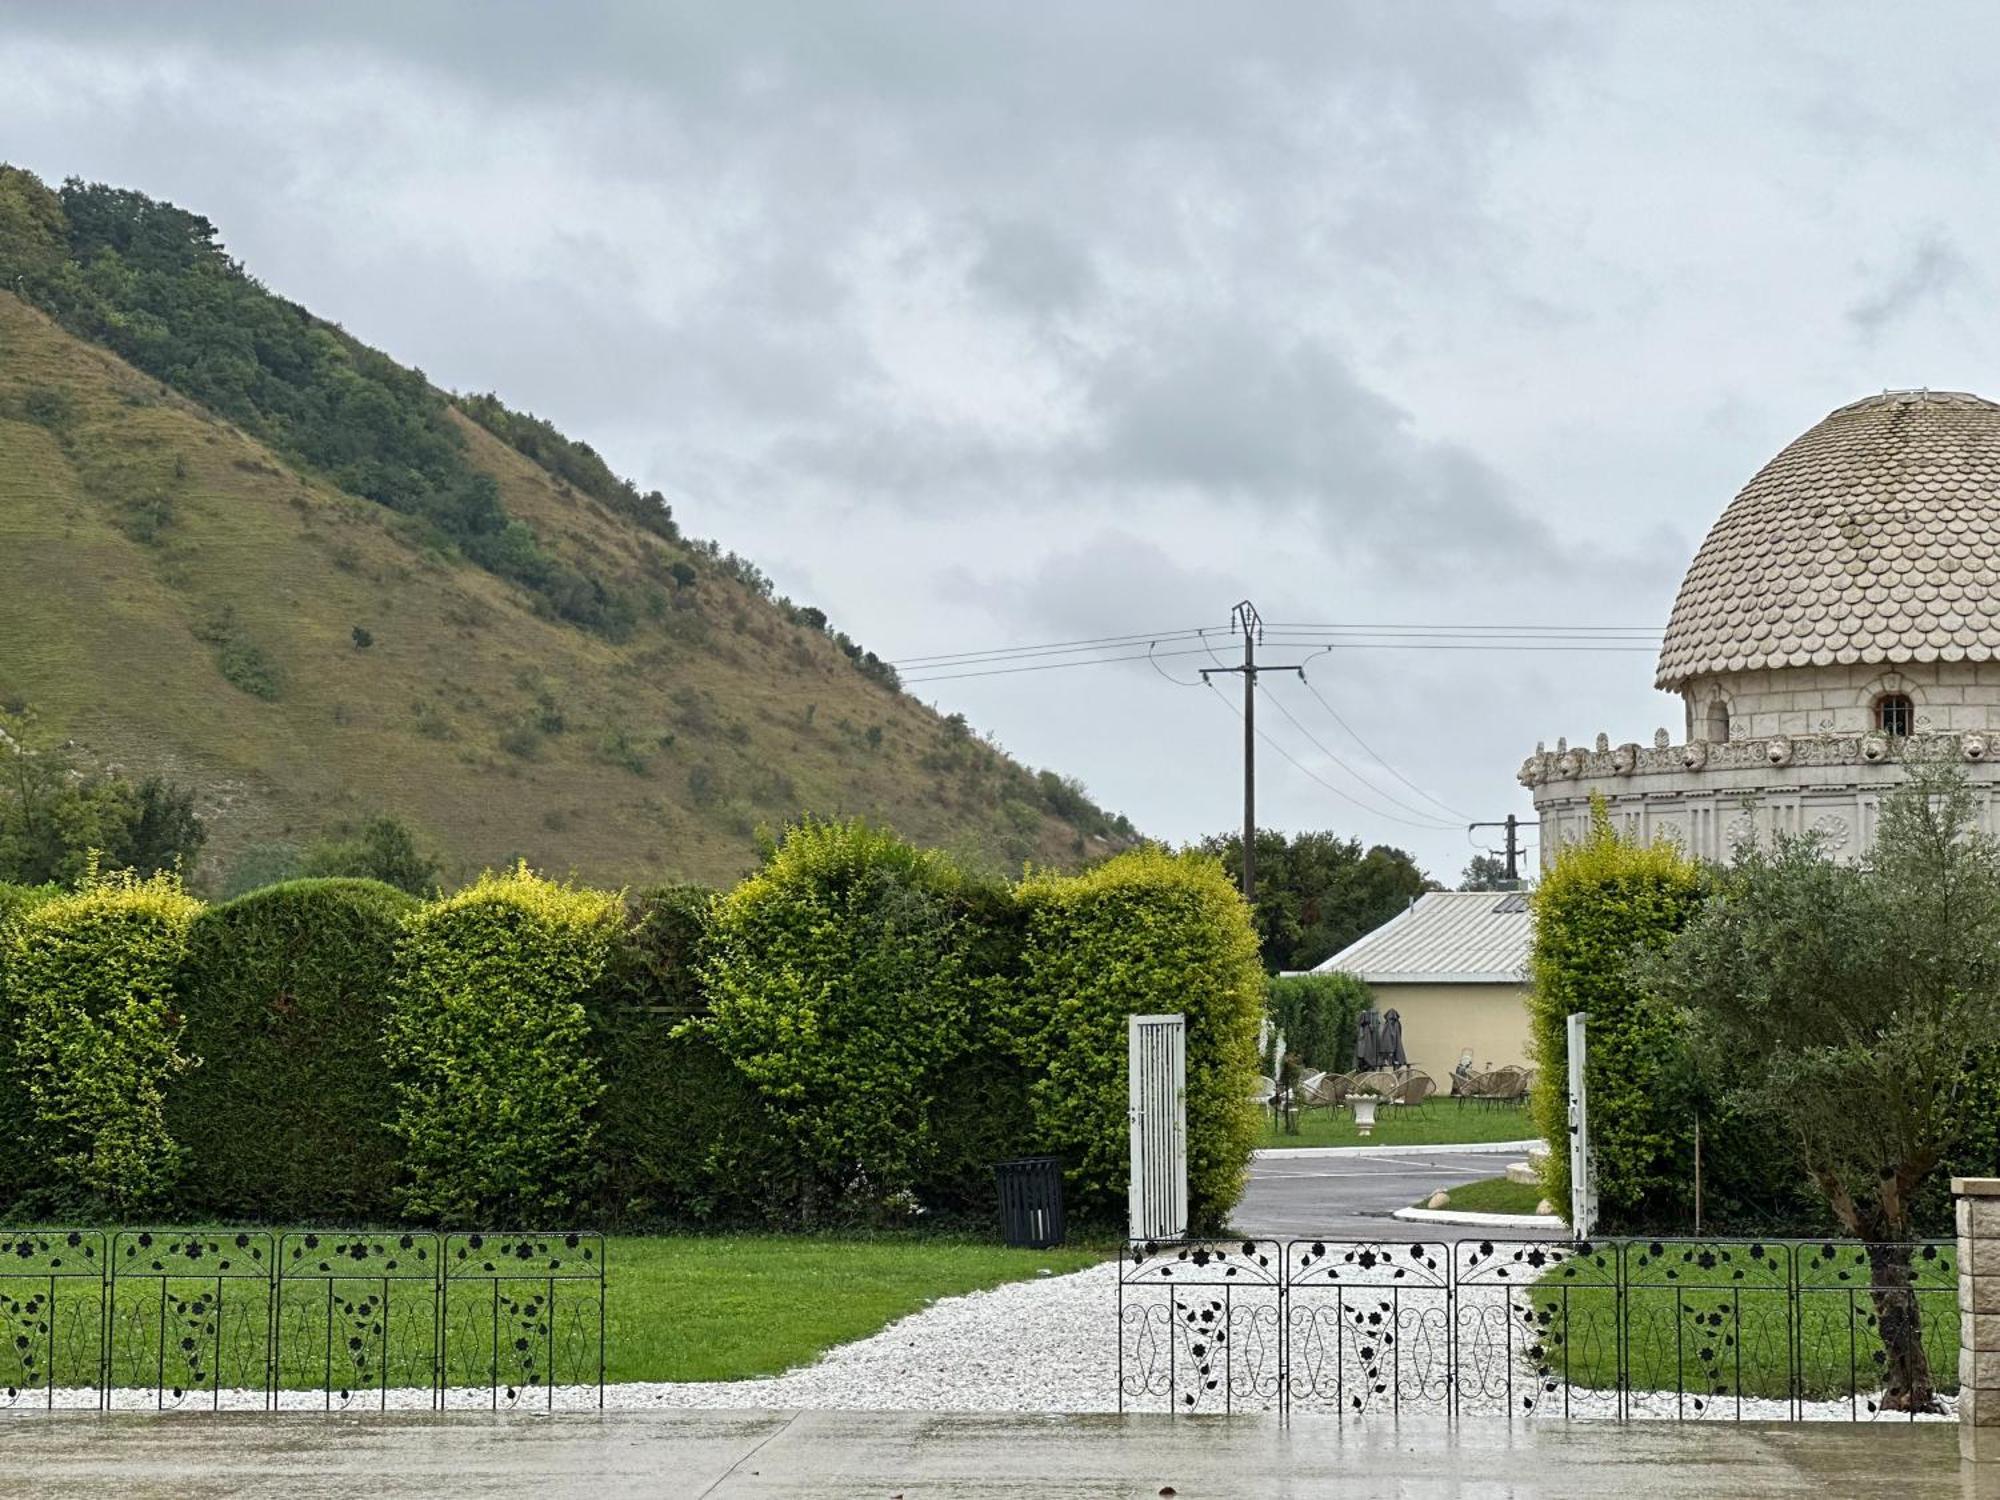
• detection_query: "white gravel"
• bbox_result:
[1,1260,1954,1422]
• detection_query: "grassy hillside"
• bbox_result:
[0,171,1132,891]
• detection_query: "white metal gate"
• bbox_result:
[1128,1013,1187,1240]
[1567,1010,1597,1238]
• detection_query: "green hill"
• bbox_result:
[0,166,1132,891]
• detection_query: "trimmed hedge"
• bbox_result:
[2,871,201,1212]
[1014,846,1264,1232]
[1268,971,1371,1074]
[593,884,801,1226]
[170,878,417,1221]
[1527,802,1704,1229]
[699,821,989,1220]
[0,881,62,1203]
[386,865,623,1224]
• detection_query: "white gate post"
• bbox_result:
[1566,1011,1597,1239]
[1128,1013,1188,1240]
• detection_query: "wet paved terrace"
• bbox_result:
[0,1409,1988,1499]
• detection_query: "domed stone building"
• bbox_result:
[1524,389,2000,864]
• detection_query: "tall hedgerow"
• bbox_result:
[1268,971,1372,1074]
[1013,847,1263,1232]
[171,878,417,1221]
[1527,799,1705,1228]
[2,868,201,1211]
[386,865,622,1224]
[698,820,988,1220]
[0,881,61,1205]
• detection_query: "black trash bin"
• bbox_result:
[993,1155,1066,1248]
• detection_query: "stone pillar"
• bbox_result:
[1957,1177,2000,1461]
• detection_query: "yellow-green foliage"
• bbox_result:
[386,864,623,1223]
[2,869,201,1210]
[1014,847,1264,1231]
[698,820,981,1216]
[1528,800,1705,1228]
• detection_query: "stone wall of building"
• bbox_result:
[1677,661,2000,743]
[1524,729,2000,868]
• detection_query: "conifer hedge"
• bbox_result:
[1013,846,1264,1232]
[1267,971,1371,1074]
[2,870,201,1212]
[386,865,622,1224]
[170,878,417,1221]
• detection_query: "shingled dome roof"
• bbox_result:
[1657,390,2000,691]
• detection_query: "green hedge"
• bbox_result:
[170,878,417,1221]
[1014,846,1264,1232]
[699,821,991,1221]
[1268,971,1371,1074]
[1527,803,1705,1230]
[386,865,622,1224]
[0,881,62,1204]
[2,871,201,1212]
[592,884,800,1226]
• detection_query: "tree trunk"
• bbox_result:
[1864,1240,1941,1414]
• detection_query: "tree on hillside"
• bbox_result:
[0,715,206,885]
[1460,853,1518,891]
[1648,765,2000,1413]
[1198,829,1433,972]
[299,816,439,897]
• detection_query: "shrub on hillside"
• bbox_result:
[386,865,622,1223]
[1268,971,1371,1074]
[300,816,439,897]
[1,869,201,1211]
[1527,801,1705,1229]
[1013,847,1264,1232]
[170,878,416,1221]
[698,821,992,1220]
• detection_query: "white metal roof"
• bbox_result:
[1307,890,1531,985]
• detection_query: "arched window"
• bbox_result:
[1704,699,1730,743]
[1875,693,1915,736]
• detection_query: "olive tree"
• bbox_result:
[1648,766,2000,1412]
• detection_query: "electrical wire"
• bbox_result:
[1254,680,1460,830]
[1200,678,1461,833]
[1294,659,1479,824]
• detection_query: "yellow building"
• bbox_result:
[1306,891,1533,1085]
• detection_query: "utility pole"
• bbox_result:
[1200,601,1298,904]
[1468,814,1539,885]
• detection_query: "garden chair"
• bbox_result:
[1296,1071,1344,1117]
[1389,1071,1436,1109]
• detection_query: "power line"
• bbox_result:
[898,636,1653,683]
[894,620,1659,668]
[1201,677,1462,834]
[1293,661,1478,824]
[1255,681,1459,830]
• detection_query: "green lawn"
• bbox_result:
[1257,1102,1534,1150]
[1418,1176,1547,1215]
[602,1234,1102,1383]
[1524,1241,1958,1401]
[0,1232,1102,1394]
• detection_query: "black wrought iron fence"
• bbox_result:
[1118,1236,1957,1421]
[0,1229,604,1412]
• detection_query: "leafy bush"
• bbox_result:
[0,716,206,885]
[300,816,438,896]
[1527,801,1705,1229]
[170,879,417,1221]
[699,821,988,1220]
[1268,971,1371,1073]
[2,869,201,1211]
[386,866,622,1223]
[1013,847,1264,1231]
[592,884,801,1225]
[0,881,61,1205]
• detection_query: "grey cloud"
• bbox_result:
[1847,230,1968,338]
[967,219,1097,316]
[1080,322,1553,567]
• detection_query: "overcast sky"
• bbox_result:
[5,2,1996,881]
